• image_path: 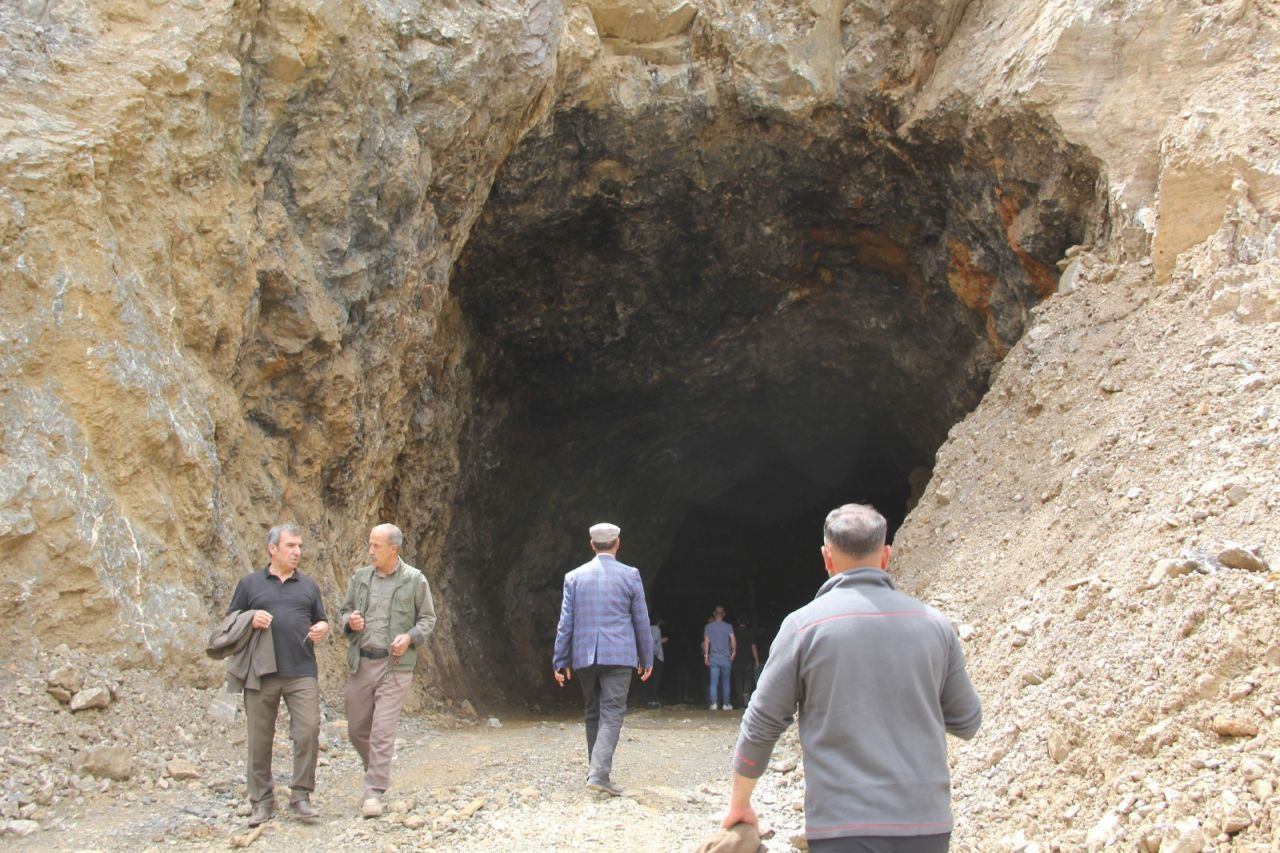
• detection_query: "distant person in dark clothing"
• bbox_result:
[703,605,736,710]
[731,616,760,709]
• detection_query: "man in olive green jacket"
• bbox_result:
[341,523,437,818]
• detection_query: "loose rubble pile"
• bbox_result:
[893,210,1280,850]
[0,643,466,847]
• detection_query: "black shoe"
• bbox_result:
[248,801,275,827]
[587,778,623,797]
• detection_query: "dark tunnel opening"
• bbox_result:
[645,430,919,705]
[429,101,1103,707]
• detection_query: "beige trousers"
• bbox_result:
[243,675,319,805]
[345,657,413,797]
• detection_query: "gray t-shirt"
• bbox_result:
[704,620,734,660]
[733,568,982,841]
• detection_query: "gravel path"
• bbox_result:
[7,703,809,851]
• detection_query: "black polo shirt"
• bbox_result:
[227,567,327,678]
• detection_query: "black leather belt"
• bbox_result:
[359,648,389,659]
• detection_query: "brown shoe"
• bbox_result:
[289,797,320,820]
[248,800,275,827]
[361,796,383,818]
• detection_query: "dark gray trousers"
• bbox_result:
[243,676,319,805]
[576,664,632,784]
[809,833,950,853]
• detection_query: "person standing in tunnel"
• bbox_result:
[731,615,761,709]
[552,522,654,796]
[703,605,736,710]
[341,523,437,818]
[721,504,982,852]
[644,617,669,708]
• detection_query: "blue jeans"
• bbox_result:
[708,656,731,706]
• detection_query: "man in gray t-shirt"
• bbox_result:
[702,606,736,710]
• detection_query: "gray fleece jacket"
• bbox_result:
[733,568,982,841]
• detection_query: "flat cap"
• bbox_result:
[589,522,621,543]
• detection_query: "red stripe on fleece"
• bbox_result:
[734,751,757,767]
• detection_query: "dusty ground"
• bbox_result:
[0,658,814,851]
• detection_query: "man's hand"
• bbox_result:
[347,610,365,631]
[720,802,759,831]
[638,666,653,681]
[704,655,711,668]
[251,610,272,630]
[554,667,572,687]
[306,621,328,643]
[390,633,412,656]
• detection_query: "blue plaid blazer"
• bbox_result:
[552,554,654,671]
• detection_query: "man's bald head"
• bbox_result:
[371,523,404,548]
[368,523,404,573]
[823,504,887,562]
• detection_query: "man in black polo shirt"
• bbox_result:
[227,523,329,826]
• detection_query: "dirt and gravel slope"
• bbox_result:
[893,216,1280,850]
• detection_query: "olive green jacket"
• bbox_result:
[340,559,437,673]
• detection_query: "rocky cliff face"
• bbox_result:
[0,0,561,700]
[2,0,1277,727]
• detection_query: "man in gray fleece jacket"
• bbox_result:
[722,504,982,852]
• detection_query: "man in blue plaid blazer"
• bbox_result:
[553,522,654,796]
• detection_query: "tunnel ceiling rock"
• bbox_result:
[0,0,1276,716]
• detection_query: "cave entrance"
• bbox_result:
[434,103,1101,706]
[646,429,918,705]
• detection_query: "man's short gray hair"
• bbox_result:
[373,523,404,548]
[267,523,303,547]
[823,504,886,559]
